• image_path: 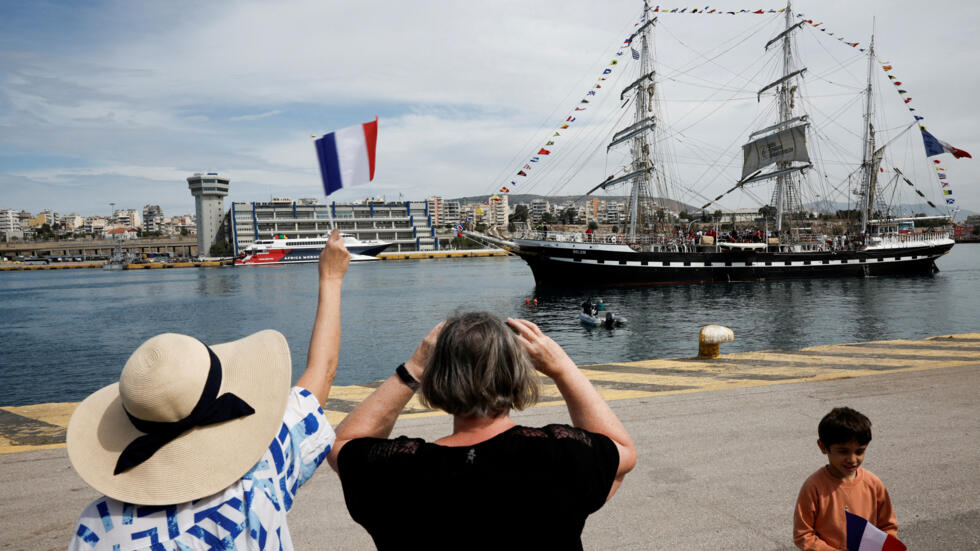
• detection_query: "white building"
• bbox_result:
[112,209,141,228]
[488,195,509,227]
[530,199,549,222]
[187,172,230,257]
[143,205,164,233]
[230,198,441,253]
[426,196,462,226]
[605,201,623,224]
[0,209,23,240]
[61,214,84,232]
[82,216,108,235]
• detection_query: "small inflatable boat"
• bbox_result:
[578,311,627,328]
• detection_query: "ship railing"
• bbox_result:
[516,230,707,251]
[865,231,951,249]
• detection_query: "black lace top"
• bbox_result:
[337,424,620,550]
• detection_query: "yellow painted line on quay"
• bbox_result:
[2,332,977,455]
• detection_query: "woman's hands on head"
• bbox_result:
[507,318,576,380]
[404,321,445,380]
[319,228,350,283]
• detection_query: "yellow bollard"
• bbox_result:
[699,325,734,359]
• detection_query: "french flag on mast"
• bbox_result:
[845,511,906,551]
[920,127,972,159]
[315,117,378,195]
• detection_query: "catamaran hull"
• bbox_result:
[235,243,390,266]
[511,240,953,287]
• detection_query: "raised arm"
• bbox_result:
[508,318,637,500]
[296,229,349,406]
[326,322,444,472]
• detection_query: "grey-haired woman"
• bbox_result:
[327,312,636,550]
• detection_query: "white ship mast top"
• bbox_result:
[859,31,877,234]
[737,0,812,236]
[594,0,658,241]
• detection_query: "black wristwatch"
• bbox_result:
[395,363,420,391]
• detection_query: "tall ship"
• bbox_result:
[470,1,961,286]
[235,233,390,266]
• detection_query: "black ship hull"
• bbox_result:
[511,239,954,287]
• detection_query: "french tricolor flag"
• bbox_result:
[920,127,972,159]
[315,118,378,196]
[846,511,906,551]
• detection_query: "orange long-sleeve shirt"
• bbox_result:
[793,466,897,551]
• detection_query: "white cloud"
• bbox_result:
[229,110,282,122]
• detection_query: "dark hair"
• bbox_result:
[818,407,872,446]
[419,312,539,418]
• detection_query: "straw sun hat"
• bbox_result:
[67,330,291,506]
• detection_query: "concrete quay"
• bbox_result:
[1,334,977,549]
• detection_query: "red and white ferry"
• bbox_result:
[235,234,391,266]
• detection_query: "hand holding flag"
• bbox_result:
[315,117,378,196]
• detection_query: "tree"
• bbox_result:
[512,204,529,223]
[559,207,577,225]
[209,240,233,257]
[540,212,556,224]
[587,220,598,230]
[507,222,516,233]
[679,210,689,220]
[758,205,777,220]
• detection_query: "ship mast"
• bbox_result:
[773,1,794,234]
[859,32,877,234]
[738,0,811,241]
[595,0,658,242]
[628,3,654,240]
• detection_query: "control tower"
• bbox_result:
[187,172,230,257]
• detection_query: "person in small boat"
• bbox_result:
[582,297,595,316]
[328,312,637,550]
[596,298,607,312]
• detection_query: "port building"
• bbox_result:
[230,198,445,255]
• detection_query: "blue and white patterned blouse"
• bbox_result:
[68,387,334,551]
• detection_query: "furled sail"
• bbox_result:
[741,124,810,179]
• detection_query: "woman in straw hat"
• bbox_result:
[67,229,350,551]
[327,312,637,550]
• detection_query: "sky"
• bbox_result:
[1,0,977,220]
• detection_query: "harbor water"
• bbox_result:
[1,246,978,406]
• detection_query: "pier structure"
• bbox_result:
[230,198,452,255]
[186,172,230,258]
[0,237,197,260]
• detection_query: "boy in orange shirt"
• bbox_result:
[793,407,898,551]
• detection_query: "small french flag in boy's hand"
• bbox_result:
[315,117,378,196]
[846,511,906,551]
